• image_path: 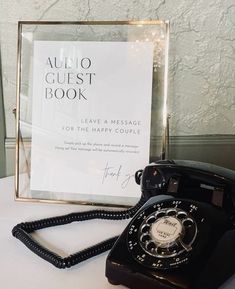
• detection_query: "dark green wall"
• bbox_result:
[0,54,6,178]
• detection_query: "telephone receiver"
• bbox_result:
[106,160,235,289]
[12,160,235,288]
[137,160,235,213]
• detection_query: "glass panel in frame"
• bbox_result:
[15,21,169,207]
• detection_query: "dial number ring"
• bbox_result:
[127,199,207,270]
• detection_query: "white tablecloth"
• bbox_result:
[0,176,128,289]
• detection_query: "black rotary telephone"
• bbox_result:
[12,160,235,288]
[106,160,235,289]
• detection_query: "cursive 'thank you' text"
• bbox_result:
[101,162,134,189]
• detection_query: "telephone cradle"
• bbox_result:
[106,160,235,289]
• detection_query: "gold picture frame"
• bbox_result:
[15,20,170,207]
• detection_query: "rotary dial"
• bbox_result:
[127,199,208,270]
[139,208,197,259]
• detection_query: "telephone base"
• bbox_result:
[107,279,121,286]
[106,258,183,289]
[105,192,234,289]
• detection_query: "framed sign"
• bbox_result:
[15,21,169,207]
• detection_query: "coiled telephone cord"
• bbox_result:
[12,194,146,269]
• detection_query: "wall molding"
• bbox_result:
[5,137,16,148]
[149,134,235,145]
[169,135,235,145]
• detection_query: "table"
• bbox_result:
[1,176,235,289]
[0,176,128,289]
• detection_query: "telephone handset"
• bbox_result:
[137,160,235,213]
[12,160,235,287]
[106,160,235,289]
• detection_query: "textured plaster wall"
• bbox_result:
[0,0,235,137]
